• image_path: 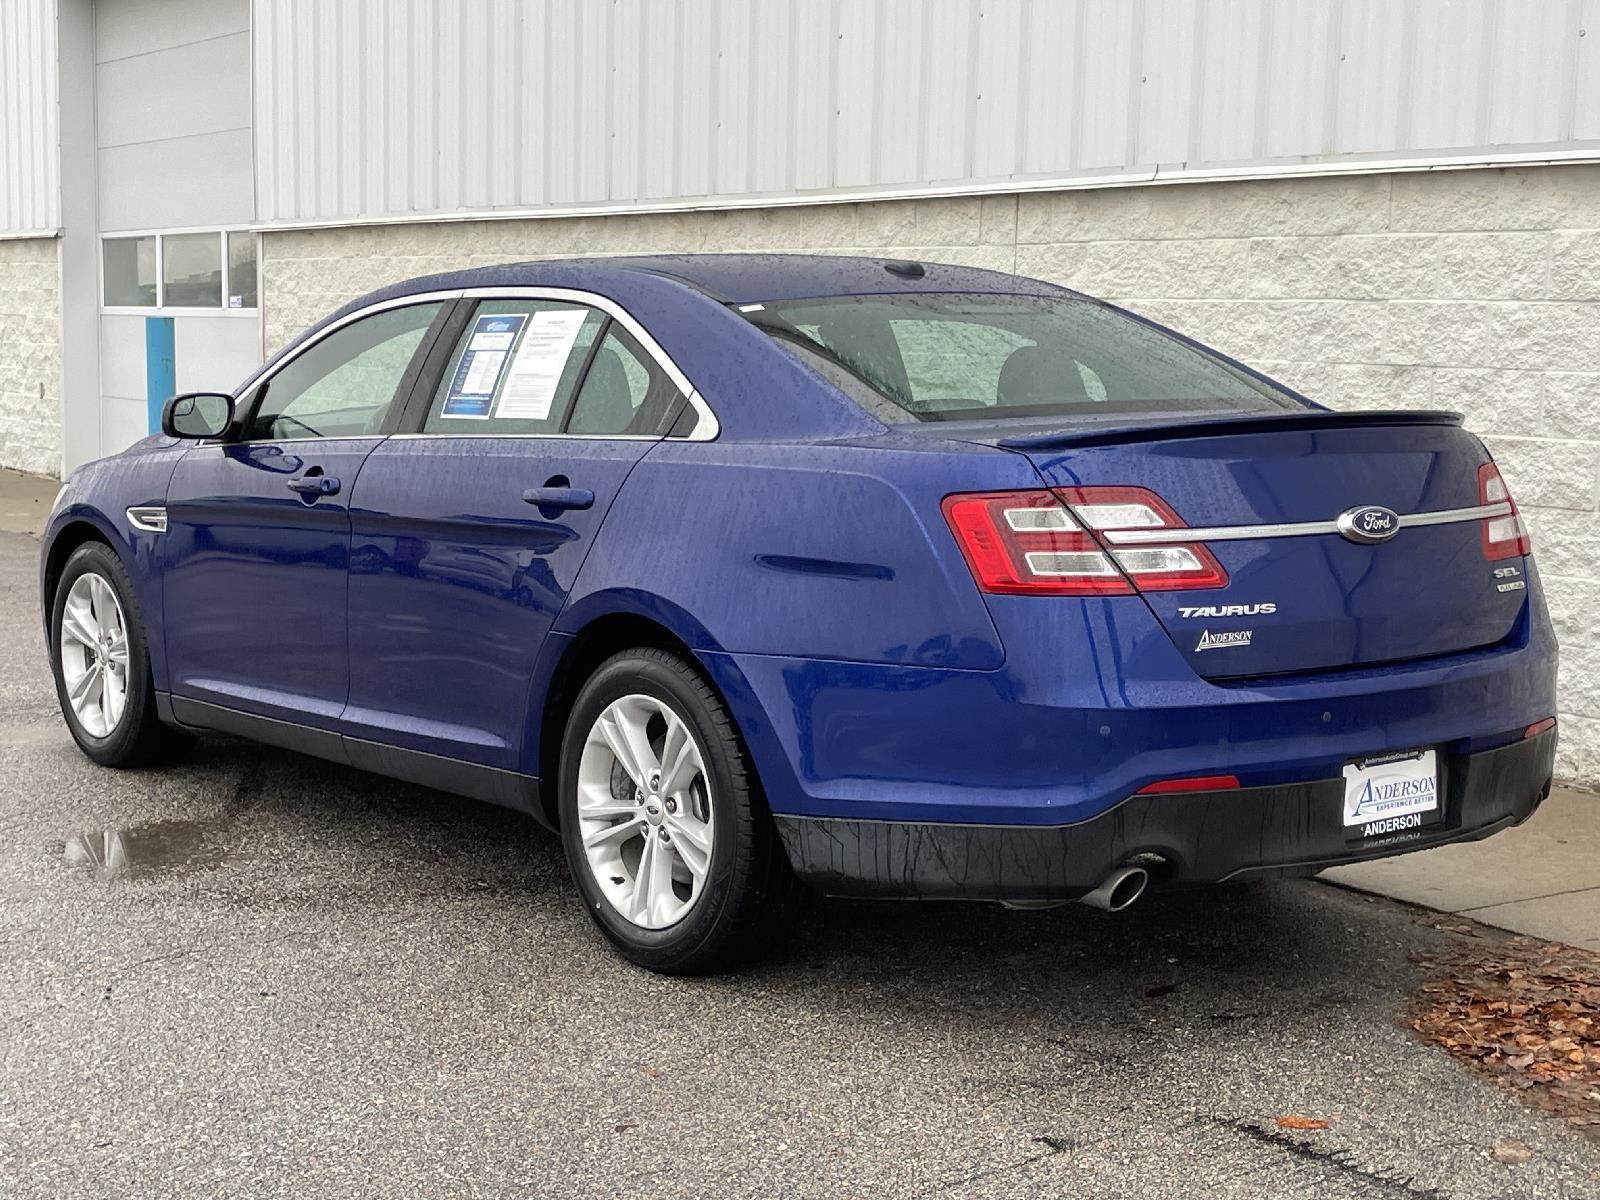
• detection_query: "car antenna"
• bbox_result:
[883,260,926,279]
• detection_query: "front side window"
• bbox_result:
[245,303,444,441]
[742,293,1301,423]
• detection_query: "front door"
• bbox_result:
[343,297,688,770]
[161,301,449,727]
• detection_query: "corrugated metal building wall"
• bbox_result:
[254,0,1600,227]
[0,0,60,236]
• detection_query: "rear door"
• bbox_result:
[342,294,696,770]
[162,301,448,726]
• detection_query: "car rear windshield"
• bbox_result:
[739,293,1304,422]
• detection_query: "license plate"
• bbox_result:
[1342,749,1439,838]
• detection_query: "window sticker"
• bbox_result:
[440,313,529,418]
[494,309,591,421]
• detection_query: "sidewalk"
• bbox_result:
[0,467,57,537]
[1323,786,1600,949]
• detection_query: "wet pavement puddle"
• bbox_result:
[58,818,229,881]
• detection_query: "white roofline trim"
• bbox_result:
[247,146,1600,235]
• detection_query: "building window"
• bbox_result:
[162,233,223,308]
[101,229,258,312]
[227,231,258,309]
[102,237,157,307]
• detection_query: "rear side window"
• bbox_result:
[423,300,684,436]
[423,299,606,433]
[566,326,682,436]
[742,293,1301,423]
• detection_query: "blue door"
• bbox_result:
[161,302,447,727]
[343,298,689,771]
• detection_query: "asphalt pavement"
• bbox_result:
[3,527,1598,1198]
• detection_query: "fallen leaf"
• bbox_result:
[1493,1138,1533,1165]
[1274,1114,1330,1131]
[1413,939,1600,1132]
[1145,983,1176,999]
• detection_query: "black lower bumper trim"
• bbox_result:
[774,729,1556,901]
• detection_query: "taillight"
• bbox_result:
[1056,486,1229,591]
[941,491,1133,595]
[941,487,1228,596]
[1478,463,1530,560]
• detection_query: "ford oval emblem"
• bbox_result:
[1337,504,1401,545]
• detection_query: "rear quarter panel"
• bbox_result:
[556,439,1036,669]
[546,437,1043,810]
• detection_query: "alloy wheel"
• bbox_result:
[58,572,130,739]
[576,693,714,929]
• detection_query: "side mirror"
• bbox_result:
[162,392,234,439]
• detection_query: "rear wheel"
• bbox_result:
[558,647,792,973]
[49,542,191,767]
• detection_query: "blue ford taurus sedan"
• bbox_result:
[40,254,1557,972]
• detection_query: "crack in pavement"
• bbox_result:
[1203,1116,1451,1199]
[916,1134,1072,1196]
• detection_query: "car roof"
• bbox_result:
[266,254,1083,445]
[354,252,1072,309]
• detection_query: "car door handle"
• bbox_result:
[288,475,341,497]
[521,486,594,512]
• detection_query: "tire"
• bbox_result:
[558,647,793,973]
[48,541,192,767]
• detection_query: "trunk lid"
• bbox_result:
[966,412,1528,679]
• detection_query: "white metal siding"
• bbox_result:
[252,0,1600,228]
[95,0,252,232]
[1,0,60,235]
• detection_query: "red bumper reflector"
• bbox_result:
[1524,717,1556,739]
[1136,774,1241,795]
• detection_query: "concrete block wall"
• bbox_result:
[0,237,61,477]
[260,163,1600,780]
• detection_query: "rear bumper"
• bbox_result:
[774,727,1556,900]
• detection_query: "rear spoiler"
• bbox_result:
[996,409,1465,452]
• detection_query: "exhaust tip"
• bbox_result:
[1078,866,1150,912]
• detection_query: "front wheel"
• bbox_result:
[49,541,191,767]
[558,647,792,973]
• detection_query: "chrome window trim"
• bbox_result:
[388,432,661,443]
[126,506,168,533]
[232,289,465,401]
[1099,501,1513,546]
[234,285,720,444]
